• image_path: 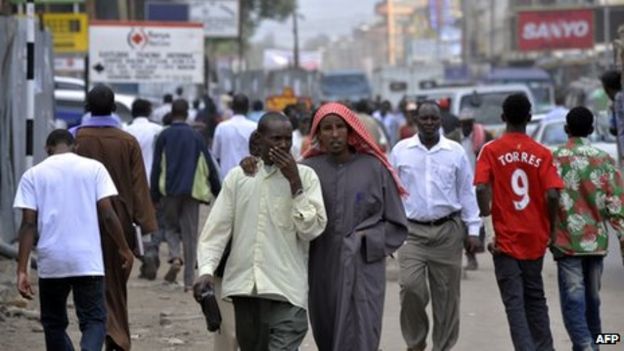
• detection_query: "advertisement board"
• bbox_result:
[517,9,594,51]
[42,13,88,53]
[89,21,204,84]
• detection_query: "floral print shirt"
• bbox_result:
[553,137,624,256]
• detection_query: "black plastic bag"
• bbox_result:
[199,285,222,332]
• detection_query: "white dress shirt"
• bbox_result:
[124,117,163,183]
[461,135,476,170]
[197,162,327,309]
[151,103,171,124]
[212,114,258,179]
[390,135,481,235]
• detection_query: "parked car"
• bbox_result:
[409,84,542,137]
[532,117,617,160]
[54,76,85,91]
[54,89,135,128]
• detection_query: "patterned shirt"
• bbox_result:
[553,137,624,256]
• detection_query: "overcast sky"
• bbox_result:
[252,0,380,47]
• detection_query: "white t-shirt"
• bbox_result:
[13,153,118,278]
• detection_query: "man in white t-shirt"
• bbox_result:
[15,129,133,351]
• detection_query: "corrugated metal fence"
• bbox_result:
[0,17,55,248]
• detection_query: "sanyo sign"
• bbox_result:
[522,20,589,40]
[517,9,594,51]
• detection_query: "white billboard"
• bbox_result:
[190,0,240,38]
[89,21,204,84]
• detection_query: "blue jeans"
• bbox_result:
[557,256,603,351]
[493,254,554,351]
[39,276,106,351]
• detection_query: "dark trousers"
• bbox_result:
[557,256,603,351]
[39,276,106,351]
[162,195,199,288]
[232,296,308,351]
[493,254,554,351]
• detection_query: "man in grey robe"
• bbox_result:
[301,103,408,351]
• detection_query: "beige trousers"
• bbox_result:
[398,217,464,351]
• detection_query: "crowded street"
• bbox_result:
[2,229,623,350]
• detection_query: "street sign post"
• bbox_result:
[88,21,204,84]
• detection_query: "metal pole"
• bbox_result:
[387,0,396,65]
[26,0,34,170]
[293,5,300,69]
[238,0,244,73]
[605,2,611,68]
[490,0,495,60]
[461,0,469,65]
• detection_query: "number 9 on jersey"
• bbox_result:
[511,168,530,211]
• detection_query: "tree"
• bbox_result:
[211,0,296,55]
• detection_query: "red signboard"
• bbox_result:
[517,9,594,51]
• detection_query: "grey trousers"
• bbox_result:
[144,203,167,258]
[162,195,199,288]
[232,296,308,351]
[398,217,464,351]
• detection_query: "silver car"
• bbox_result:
[532,116,617,160]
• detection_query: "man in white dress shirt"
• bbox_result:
[151,94,173,125]
[211,93,257,179]
[125,99,163,181]
[124,98,164,280]
[390,101,481,351]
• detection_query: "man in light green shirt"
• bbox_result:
[194,112,327,351]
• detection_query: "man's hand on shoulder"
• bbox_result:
[239,156,259,176]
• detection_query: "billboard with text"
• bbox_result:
[89,21,204,84]
[517,9,594,51]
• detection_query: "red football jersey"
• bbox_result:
[474,133,564,260]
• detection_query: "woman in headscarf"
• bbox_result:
[301,102,408,351]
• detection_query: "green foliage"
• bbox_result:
[243,0,296,38]
[209,0,295,55]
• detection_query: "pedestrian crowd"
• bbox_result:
[12,80,624,351]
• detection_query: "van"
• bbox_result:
[483,67,555,113]
[408,84,541,136]
[320,70,372,102]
